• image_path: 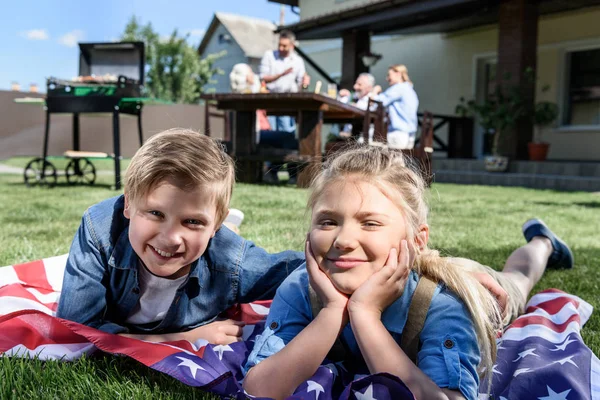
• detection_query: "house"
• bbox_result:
[198,12,278,93]
[271,0,600,162]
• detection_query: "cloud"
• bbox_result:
[20,29,49,40]
[187,29,206,38]
[58,30,85,47]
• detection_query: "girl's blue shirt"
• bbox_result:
[245,264,481,400]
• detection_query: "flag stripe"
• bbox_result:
[592,353,600,400]
[13,260,49,290]
[0,265,20,288]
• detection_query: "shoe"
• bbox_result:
[224,209,245,229]
[522,218,574,269]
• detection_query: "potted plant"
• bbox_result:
[528,100,559,161]
[456,81,526,172]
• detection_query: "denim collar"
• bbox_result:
[108,226,204,283]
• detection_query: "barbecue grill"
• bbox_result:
[23,41,146,189]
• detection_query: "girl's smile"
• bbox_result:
[309,179,408,294]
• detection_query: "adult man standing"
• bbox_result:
[259,30,309,183]
[260,30,309,132]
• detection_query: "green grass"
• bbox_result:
[0,168,599,398]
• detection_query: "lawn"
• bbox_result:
[0,167,599,399]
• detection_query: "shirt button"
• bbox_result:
[269,321,279,330]
[132,287,140,294]
[444,339,454,349]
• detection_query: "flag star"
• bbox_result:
[354,384,377,400]
[551,356,578,368]
[537,385,571,400]
[513,367,533,377]
[500,397,508,400]
[306,380,324,400]
[492,365,503,375]
[176,356,205,379]
[212,344,234,361]
[513,348,539,362]
[550,336,577,352]
[324,363,339,378]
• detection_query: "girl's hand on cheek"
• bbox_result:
[305,238,349,312]
[348,240,411,318]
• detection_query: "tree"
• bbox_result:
[121,16,224,104]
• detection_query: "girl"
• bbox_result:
[243,145,503,400]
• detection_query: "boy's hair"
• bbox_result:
[308,145,501,387]
[125,128,235,227]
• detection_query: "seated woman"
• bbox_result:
[372,64,419,149]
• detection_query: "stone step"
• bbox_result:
[432,158,600,177]
[433,170,600,192]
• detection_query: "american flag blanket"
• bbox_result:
[0,255,598,400]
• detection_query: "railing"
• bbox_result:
[417,113,474,158]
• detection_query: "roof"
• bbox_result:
[277,0,600,40]
[198,12,277,59]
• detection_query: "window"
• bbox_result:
[218,33,232,45]
[564,47,600,126]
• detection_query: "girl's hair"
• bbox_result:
[308,145,501,384]
[389,64,412,85]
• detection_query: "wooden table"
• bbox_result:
[201,93,366,187]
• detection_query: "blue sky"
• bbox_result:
[1,0,299,91]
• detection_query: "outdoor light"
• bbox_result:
[361,51,382,67]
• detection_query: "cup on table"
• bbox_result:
[327,83,337,98]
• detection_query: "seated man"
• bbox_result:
[338,73,376,141]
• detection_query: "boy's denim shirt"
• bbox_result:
[56,195,304,334]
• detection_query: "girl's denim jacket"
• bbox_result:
[56,195,304,334]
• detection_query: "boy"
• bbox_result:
[56,128,304,344]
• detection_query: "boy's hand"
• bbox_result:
[305,239,349,312]
[470,271,508,320]
[348,241,410,318]
[185,319,246,345]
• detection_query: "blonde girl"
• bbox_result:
[243,145,572,399]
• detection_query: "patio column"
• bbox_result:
[496,0,538,159]
[341,30,370,90]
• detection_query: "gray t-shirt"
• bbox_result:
[125,264,187,324]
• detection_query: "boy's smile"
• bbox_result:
[124,181,219,279]
[309,179,408,294]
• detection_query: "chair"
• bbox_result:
[362,99,434,186]
[204,101,232,153]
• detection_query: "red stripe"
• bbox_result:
[61,318,204,365]
[0,284,56,309]
[222,301,271,324]
[508,313,581,333]
[525,296,580,315]
[0,310,88,352]
[13,260,52,291]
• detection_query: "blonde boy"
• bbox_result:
[57,128,304,344]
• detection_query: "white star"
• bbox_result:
[324,363,339,378]
[551,356,578,368]
[513,348,539,362]
[550,336,577,352]
[513,367,533,377]
[306,380,324,400]
[176,356,205,379]
[354,384,377,400]
[492,364,503,375]
[500,397,508,400]
[537,385,571,400]
[212,344,234,360]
